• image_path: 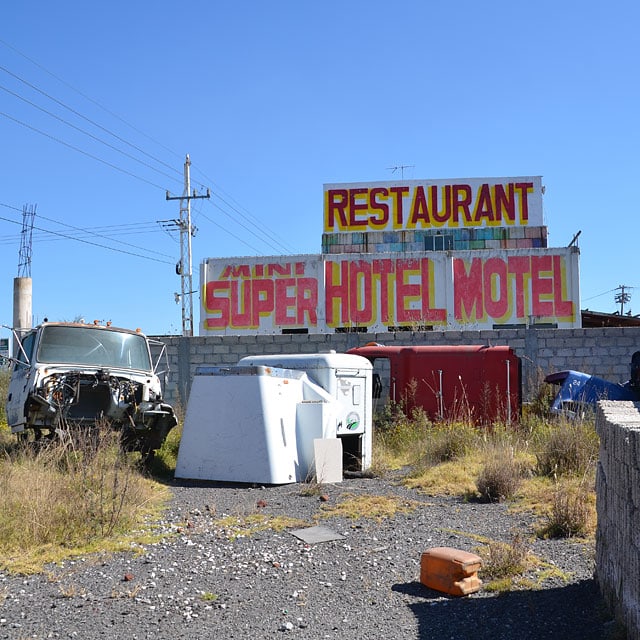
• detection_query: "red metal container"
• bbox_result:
[347,344,521,424]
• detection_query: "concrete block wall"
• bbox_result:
[152,326,640,407]
[595,400,640,639]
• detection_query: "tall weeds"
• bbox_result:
[0,423,160,563]
[373,395,599,538]
[535,419,599,477]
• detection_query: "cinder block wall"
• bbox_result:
[152,326,640,407]
[595,401,640,639]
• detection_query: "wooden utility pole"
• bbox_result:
[166,155,210,336]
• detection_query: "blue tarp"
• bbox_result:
[545,370,636,415]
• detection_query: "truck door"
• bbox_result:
[6,330,37,430]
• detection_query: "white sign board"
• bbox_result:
[324,176,543,234]
[201,247,580,334]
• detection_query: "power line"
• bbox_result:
[193,165,296,254]
[33,213,174,260]
[0,208,174,265]
[0,64,184,180]
[197,207,265,255]
[206,198,294,255]
[0,82,181,186]
[0,204,165,245]
[0,46,301,258]
[0,110,168,190]
[209,190,295,254]
[582,288,618,302]
[0,38,184,162]
[0,227,167,247]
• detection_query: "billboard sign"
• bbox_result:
[324,176,543,234]
[201,247,579,334]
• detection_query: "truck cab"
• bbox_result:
[5,322,177,456]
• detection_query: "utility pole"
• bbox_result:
[615,284,632,315]
[165,154,210,336]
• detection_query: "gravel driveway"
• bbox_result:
[0,475,614,639]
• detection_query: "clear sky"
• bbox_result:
[1,0,638,341]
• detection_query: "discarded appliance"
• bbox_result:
[175,353,372,484]
[420,547,483,596]
[545,370,637,418]
[347,344,521,424]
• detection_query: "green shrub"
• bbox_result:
[373,402,431,455]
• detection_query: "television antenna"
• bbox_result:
[386,165,414,180]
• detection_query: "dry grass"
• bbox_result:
[475,446,527,503]
[0,369,9,427]
[478,532,530,580]
[405,454,484,496]
[0,424,167,573]
[373,399,600,542]
[538,480,596,538]
[317,493,426,521]
[535,418,599,477]
[213,513,309,540]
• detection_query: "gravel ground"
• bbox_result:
[0,475,615,640]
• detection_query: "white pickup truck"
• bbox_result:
[4,321,177,458]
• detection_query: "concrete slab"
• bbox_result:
[288,525,346,545]
[313,438,343,484]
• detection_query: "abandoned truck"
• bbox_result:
[4,322,177,457]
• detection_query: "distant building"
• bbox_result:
[581,310,640,328]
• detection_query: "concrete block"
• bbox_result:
[264,344,283,353]
[213,345,231,354]
[277,342,302,354]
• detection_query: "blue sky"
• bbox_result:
[1,0,638,340]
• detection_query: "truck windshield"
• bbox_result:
[36,326,152,371]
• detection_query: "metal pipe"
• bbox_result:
[505,359,511,425]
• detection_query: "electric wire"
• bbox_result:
[0,37,184,162]
[0,45,300,258]
[582,289,620,301]
[0,214,174,265]
[0,204,174,264]
[192,165,296,254]
[205,198,285,255]
[0,227,166,246]
[0,110,168,191]
[0,63,184,179]
[0,82,182,186]
[33,212,173,259]
[197,208,264,255]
